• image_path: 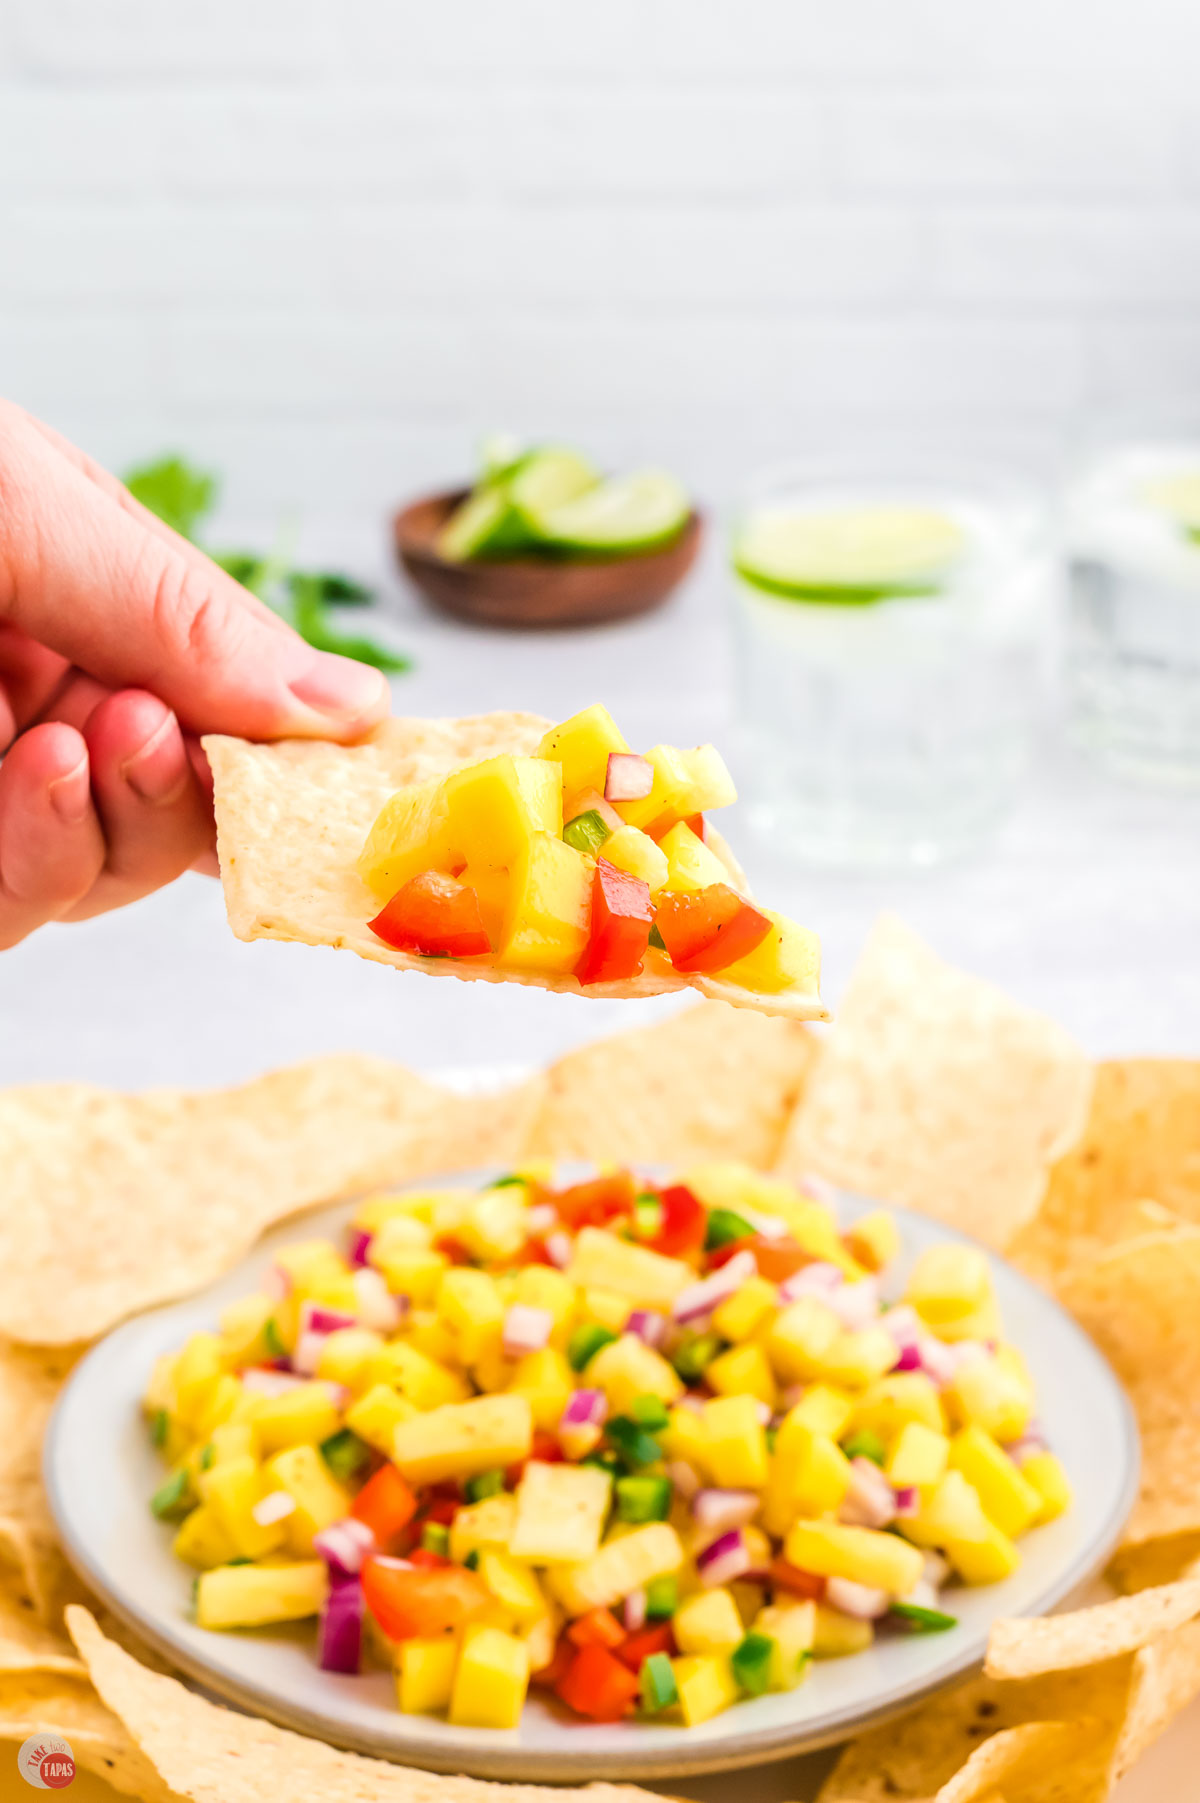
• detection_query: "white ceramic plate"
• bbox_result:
[46,1166,1138,1781]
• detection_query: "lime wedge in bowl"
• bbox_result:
[531,469,690,555]
[509,448,599,535]
[436,485,534,561]
[734,505,965,602]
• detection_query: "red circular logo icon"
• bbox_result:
[17,1734,75,1789]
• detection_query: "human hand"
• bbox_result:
[0,402,389,948]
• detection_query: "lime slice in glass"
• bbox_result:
[533,469,690,554]
[1142,470,1200,535]
[734,505,965,602]
[510,448,599,535]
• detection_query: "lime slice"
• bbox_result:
[478,431,526,482]
[436,485,534,561]
[734,505,964,602]
[533,469,690,554]
[509,448,599,535]
[1142,471,1200,534]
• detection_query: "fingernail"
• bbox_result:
[47,757,90,824]
[122,711,189,805]
[289,656,389,722]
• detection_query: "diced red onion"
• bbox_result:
[526,1202,558,1235]
[692,1489,759,1534]
[302,1302,358,1337]
[623,1587,648,1633]
[673,1249,758,1323]
[948,1339,991,1373]
[503,1304,554,1358]
[251,1489,296,1527]
[263,1264,292,1302]
[696,1527,752,1587]
[881,1305,921,1349]
[561,1387,607,1428]
[313,1518,375,1581]
[897,1577,939,1612]
[241,1366,306,1396]
[291,1329,327,1377]
[346,1229,373,1269]
[824,1278,880,1332]
[318,1576,364,1674]
[625,1309,667,1348]
[1007,1425,1048,1463]
[755,1399,773,1426]
[544,1230,573,1270]
[839,1457,896,1530]
[665,1459,700,1501]
[893,1345,922,1374]
[914,1334,957,1388]
[825,1577,890,1620]
[353,1267,405,1333]
[892,1485,919,1517]
[605,752,654,802]
[777,1262,844,1305]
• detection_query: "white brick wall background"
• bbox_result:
[1,0,1199,544]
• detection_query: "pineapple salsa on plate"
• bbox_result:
[358,705,820,1002]
[143,1164,1072,1734]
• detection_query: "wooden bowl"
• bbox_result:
[393,487,704,629]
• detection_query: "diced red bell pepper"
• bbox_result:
[770,1558,826,1601]
[576,858,653,986]
[407,1546,451,1569]
[432,1234,472,1266]
[567,1607,627,1651]
[506,1430,564,1487]
[555,1643,641,1721]
[682,813,705,839]
[654,883,772,974]
[361,1557,491,1641]
[531,1635,575,1688]
[551,1172,637,1232]
[615,1623,675,1671]
[417,1494,461,1527]
[369,870,492,958]
[515,1236,555,1267]
[350,1464,417,1545]
[647,1183,706,1258]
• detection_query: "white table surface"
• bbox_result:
[5,535,1199,1798]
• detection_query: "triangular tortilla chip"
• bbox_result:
[203,715,826,1020]
[776,916,1092,1249]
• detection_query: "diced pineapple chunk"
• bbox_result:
[523,1609,561,1675]
[702,1395,769,1488]
[264,1445,352,1555]
[449,1493,518,1565]
[406,1310,461,1367]
[854,1373,946,1442]
[368,1243,447,1305]
[660,1403,711,1470]
[812,1603,874,1658]
[817,1327,897,1390]
[193,1374,242,1440]
[218,1294,276,1366]
[437,1268,505,1366]
[460,1189,528,1263]
[248,1383,342,1455]
[1019,1451,1073,1526]
[936,1295,1004,1345]
[368,1340,470,1410]
[345,1383,419,1455]
[767,1298,842,1382]
[672,1653,740,1726]
[448,1623,530,1729]
[614,741,736,835]
[587,1333,683,1415]
[172,1334,226,1431]
[144,1350,179,1415]
[787,1385,855,1440]
[195,1559,327,1629]
[657,820,732,893]
[707,1341,776,1409]
[788,1429,853,1520]
[479,1550,547,1626]
[356,1190,441,1230]
[200,1455,285,1560]
[673,1587,745,1656]
[397,1637,459,1714]
[948,1356,1032,1444]
[565,1228,691,1307]
[316,1327,384,1393]
[945,1518,1021,1585]
[392,1394,533,1486]
[886,1422,950,1490]
[905,1245,992,1327]
[509,1461,612,1565]
[602,824,669,893]
[491,834,592,976]
[949,1426,1041,1538]
[753,1600,816,1689]
[549,1522,683,1617]
[172,1505,237,1571]
[513,1266,577,1339]
[712,1277,778,1344]
[785,1521,924,1595]
[582,1288,632,1332]
[712,909,822,1001]
[537,705,629,798]
[508,1347,574,1431]
[898,1470,991,1550]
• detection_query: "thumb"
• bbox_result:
[0,413,389,740]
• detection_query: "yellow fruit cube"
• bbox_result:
[714,909,822,1000]
[480,1551,547,1626]
[790,1430,854,1519]
[392,1394,533,1486]
[712,1277,778,1344]
[172,1334,227,1431]
[672,1653,740,1726]
[785,1521,924,1595]
[582,1288,633,1332]
[854,1373,946,1442]
[817,1327,898,1390]
[945,1518,1021,1585]
[448,1623,530,1729]
[218,1295,276,1366]
[354,1190,438,1231]
[397,1637,459,1714]
[193,1373,243,1440]
[508,1347,573,1432]
[950,1426,1041,1539]
[843,1210,901,1274]
[537,705,629,798]
[753,1600,816,1689]
[345,1383,419,1454]
[565,1227,691,1307]
[207,1421,258,1466]
[449,1493,519,1565]
[357,774,455,902]
[935,1295,1004,1344]
[948,1358,1032,1444]
[514,1266,577,1339]
[250,1384,342,1456]
[707,1341,777,1409]
[906,1245,992,1327]
[702,1394,769,1488]
[550,1522,683,1617]
[172,1505,237,1570]
[523,1610,561,1675]
[368,1244,447,1306]
[437,1267,506,1367]
[588,1333,683,1415]
[601,824,669,892]
[200,1456,286,1560]
[510,1461,612,1565]
[657,820,731,893]
[491,833,592,975]
[369,1339,470,1411]
[673,1587,745,1656]
[812,1603,874,1657]
[615,742,737,835]
[144,1350,179,1415]
[787,1385,855,1440]
[899,1470,991,1550]
[195,1559,328,1630]
[1019,1451,1073,1526]
[264,1445,352,1555]
[886,1422,950,1490]
[767,1298,842,1382]
[660,1404,711,1470]
[316,1327,385,1393]
[405,1310,462,1366]
[460,1189,528,1264]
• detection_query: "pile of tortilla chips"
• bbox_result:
[4,914,1200,1802]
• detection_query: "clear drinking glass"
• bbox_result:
[1064,440,1200,784]
[731,459,1050,869]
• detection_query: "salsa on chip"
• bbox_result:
[144,1163,1071,1733]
